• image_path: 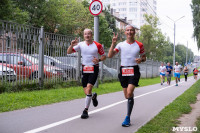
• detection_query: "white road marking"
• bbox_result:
[24,78,192,133]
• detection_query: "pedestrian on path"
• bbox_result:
[183,66,189,81]
[159,62,166,85]
[108,25,146,127]
[174,62,182,86]
[67,28,106,119]
[193,67,198,80]
[166,62,173,85]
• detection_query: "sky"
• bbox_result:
[157,0,199,56]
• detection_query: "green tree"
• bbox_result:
[175,44,194,65]
[98,6,119,48]
[13,0,93,34]
[191,0,200,49]
[103,6,118,33]
[99,15,113,48]
[138,14,169,61]
[0,0,29,24]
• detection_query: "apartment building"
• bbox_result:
[94,0,157,29]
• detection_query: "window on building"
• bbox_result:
[119,2,126,6]
[129,8,137,12]
[121,8,126,11]
[129,2,137,6]
[6,36,11,48]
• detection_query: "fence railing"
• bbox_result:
[0,20,197,90]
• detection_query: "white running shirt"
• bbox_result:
[114,40,145,66]
[73,41,105,65]
[160,66,166,74]
[174,65,182,73]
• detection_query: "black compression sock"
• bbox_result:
[127,96,134,117]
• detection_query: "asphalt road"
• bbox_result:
[0,77,198,133]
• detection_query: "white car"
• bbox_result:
[0,65,16,81]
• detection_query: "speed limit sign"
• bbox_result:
[89,0,103,16]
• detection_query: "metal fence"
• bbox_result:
[0,20,76,87]
[0,20,197,89]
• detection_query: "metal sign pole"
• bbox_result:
[94,16,99,88]
[89,0,103,88]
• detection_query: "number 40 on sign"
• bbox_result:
[89,0,103,16]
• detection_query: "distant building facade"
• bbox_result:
[90,0,157,29]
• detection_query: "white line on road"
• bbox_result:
[24,78,192,133]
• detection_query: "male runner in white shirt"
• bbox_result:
[67,29,106,119]
[108,25,146,127]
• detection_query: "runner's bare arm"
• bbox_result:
[92,55,106,64]
[67,37,78,54]
[108,33,118,58]
[99,55,106,61]
[135,54,146,64]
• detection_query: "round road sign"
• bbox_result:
[89,0,103,16]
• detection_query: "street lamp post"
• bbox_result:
[186,41,188,65]
[166,16,185,74]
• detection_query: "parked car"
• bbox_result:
[0,53,65,80]
[0,65,16,81]
[31,54,76,80]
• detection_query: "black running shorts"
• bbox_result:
[118,65,141,88]
[82,65,99,88]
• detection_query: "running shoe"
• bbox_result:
[122,116,131,127]
[92,93,98,107]
[161,83,163,85]
[175,84,178,86]
[81,110,89,119]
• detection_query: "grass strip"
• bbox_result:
[0,76,162,112]
[136,79,200,133]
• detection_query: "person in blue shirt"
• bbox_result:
[166,62,173,85]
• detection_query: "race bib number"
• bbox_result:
[83,66,94,73]
[175,70,180,73]
[194,71,198,74]
[122,67,134,76]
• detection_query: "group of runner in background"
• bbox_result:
[159,62,199,86]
